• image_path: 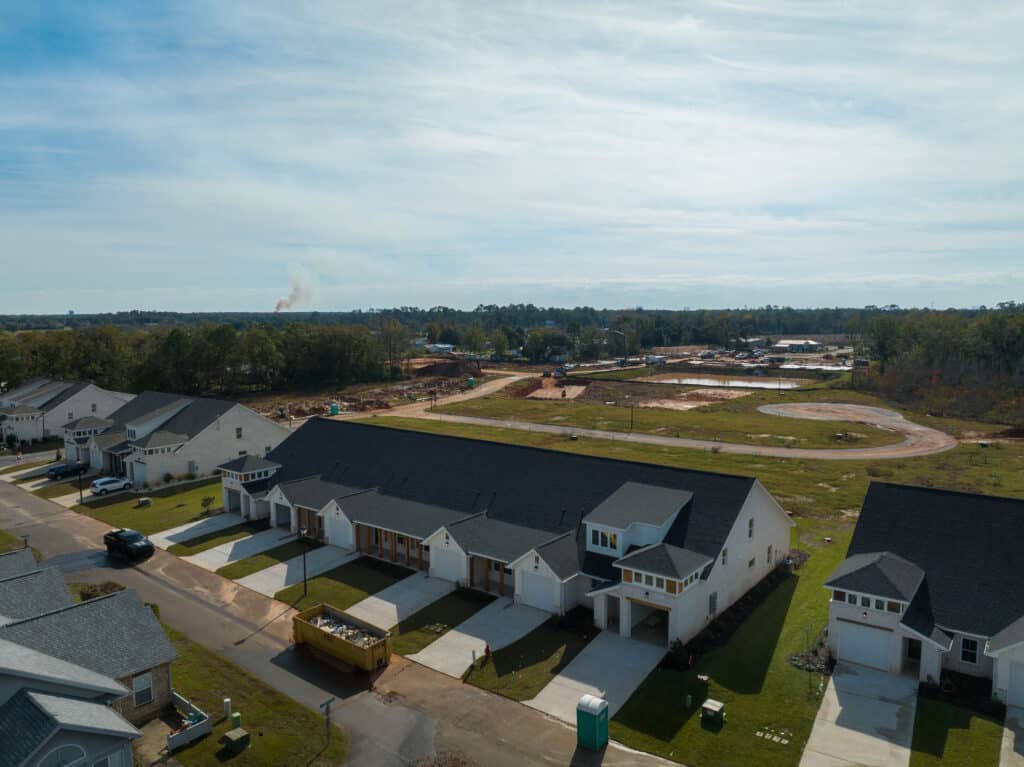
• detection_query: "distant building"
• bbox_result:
[424,343,456,354]
[772,339,822,353]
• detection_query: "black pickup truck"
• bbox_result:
[103,529,155,562]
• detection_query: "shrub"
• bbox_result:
[185,472,197,480]
[162,472,174,484]
[201,496,215,513]
[78,581,125,601]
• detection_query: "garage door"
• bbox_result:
[324,510,352,549]
[431,548,464,583]
[837,620,891,671]
[520,571,555,612]
[1009,661,1024,709]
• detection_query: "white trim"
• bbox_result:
[898,621,954,651]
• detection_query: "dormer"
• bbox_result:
[582,482,693,557]
[125,398,191,441]
[216,455,282,484]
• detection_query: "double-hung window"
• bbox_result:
[961,637,978,664]
[133,672,154,707]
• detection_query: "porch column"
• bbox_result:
[353,524,362,552]
[377,530,383,558]
[417,542,423,571]
[390,533,397,562]
[594,594,608,630]
[469,557,475,588]
[498,565,505,596]
[619,598,632,639]
[404,536,410,565]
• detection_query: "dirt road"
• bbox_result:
[357,375,959,461]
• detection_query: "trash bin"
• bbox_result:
[576,694,609,750]
[231,711,241,728]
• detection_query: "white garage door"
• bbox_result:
[324,511,352,548]
[520,571,555,612]
[431,548,464,583]
[1008,661,1024,709]
[838,620,891,671]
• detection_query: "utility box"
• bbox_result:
[576,694,609,751]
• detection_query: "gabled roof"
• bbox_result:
[37,382,90,413]
[0,567,74,625]
[28,691,140,738]
[0,549,36,580]
[0,377,54,403]
[0,589,176,679]
[0,638,126,698]
[445,514,561,563]
[93,428,130,451]
[105,391,187,428]
[219,455,280,473]
[132,430,189,448]
[531,532,583,580]
[0,688,57,767]
[63,415,113,431]
[279,476,358,510]
[899,580,953,649]
[584,482,693,529]
[824,551,924,602]
[266,419,756,550]
[615,543,712,579]
[842,482,1024,638]
[987,615,1024,655]
[0,404,40,415]
[140,397,235,441]
[340,490,470,540]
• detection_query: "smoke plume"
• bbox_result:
[274,271,314,312]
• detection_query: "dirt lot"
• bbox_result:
[637,388,751,411]
[526,378,587,400]
[638,371,817,388]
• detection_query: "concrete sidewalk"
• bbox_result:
[525,631,665,723]
[346,572,454,629]
[1004,706,1024,767]
[184,528,297,571]
[409,597,549,677]
[237,545,359,597]
[150,512,244,549]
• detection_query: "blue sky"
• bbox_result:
[2,2,1022,313]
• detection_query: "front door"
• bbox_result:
[905,638,922,663]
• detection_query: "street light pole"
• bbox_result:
[299,527,309,597]
[78,468,84,505]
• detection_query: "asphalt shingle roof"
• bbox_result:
[900,580,953,649]
[38,382,90,413]
[0,568,74,625]
[989,615,1024,654]
[824,551,925,602]
[0,549,37,580]
[106,391,187,428]
[615,543,713,579]
[266,418,755,553]
[142,397,236,441]
[62,415,114,431]
[843,482,1024,638]
[0,689,55,767]
[0,589,176,680]
[0,637,125,698]
[585,482,693,529]
[280,476,359,510]
[29,691,139,739]
[533,532,583,579]
[445,514,560,563]
[340,490,470,540]
[219,455,280,473]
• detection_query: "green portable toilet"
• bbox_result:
[329,402,340,416]
[466,377,475,388]
[576,694,609,750]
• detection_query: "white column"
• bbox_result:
[620,597,632,638]
[595,594,608,630]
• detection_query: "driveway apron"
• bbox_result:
[346,571,454,629]
[149,512,243,549]
[184,528,297,571]
[236,545,359,596]
[1004,706,1024,767]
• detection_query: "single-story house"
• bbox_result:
[771,339,822,353]
[824,482,1024,708]
[0,379,132,446]
[76,390,290,485]
[0,567,75,625]
[0,589,178,725]
[222,418,793,647]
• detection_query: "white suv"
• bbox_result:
[90,477,132,495]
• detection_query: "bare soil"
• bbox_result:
[638,388,752,411]
[526,378,588,400]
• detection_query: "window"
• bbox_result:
[961,637,978,664]
[721,548,728,566]
[133,671,154,706]
[37,745,86,767]
[68,410,74,420]
[396,535,404,544]
[533,554,539,567]
[644,574,653,586]
[709,591,718,615]
[504,567,513,575]
[833,590,847,602]
[860,596,871,608]
[767,545,773,564]
[265,445,272,454]
[600,532,609,547]
[847,593,857,605]
[91,403,98,413]
[591,529,599,546]
[748,557,755,568]
[94,752,125,767]
[493,561,502,572]
[655,577,665,589]
[748,518,754,538]
[235,427,243,439]
[874,599,885,610]
[608,532,618,549]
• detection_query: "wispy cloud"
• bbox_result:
[0,1,1021,311]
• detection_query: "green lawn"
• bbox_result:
[215,540,323,580]
[33,477,93,499]
[368,417,1024,519]
[465,608,597,701]
[168,521,267,557]
[609,518,849,767]
[390,588,496,656]
[275,556,412,612]
[0,528,27,554]
[167,625,348,766]
[72,480,222,535]
[909,698,1004,767]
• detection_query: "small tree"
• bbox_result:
[201,495,215,514]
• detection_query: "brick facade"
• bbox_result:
[112,662,172,724]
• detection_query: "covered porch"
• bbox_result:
[592,587,671,647]
[353,522,429,571]
[468,554,514,598]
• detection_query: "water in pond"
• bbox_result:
[652,377,805,390]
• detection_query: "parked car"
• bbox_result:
[46,462,87,481]
[103,529,154,562]
[90,476,132,495]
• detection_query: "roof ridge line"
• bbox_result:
[0,566,61,585]
[0,588,130,627]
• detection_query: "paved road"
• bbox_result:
[357,373,959,461]
[0,479,672,767]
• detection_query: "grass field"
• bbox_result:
[215,539,322,580]
[366,417,1024,519]
[275,556,412,612]
[0,528,27,554]
[390,589,496,656]
[909,698,1004,767]
[167,521,266,557]
[167,625,348,766]
[72,480,222,535]
[465,608,597,701]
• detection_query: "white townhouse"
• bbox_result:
[0,379,132,446]
[219,418,794,648]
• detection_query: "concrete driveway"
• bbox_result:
[184,528,297,571]
[409,597,549,677]
[800,662,918,767]
[149,512,243,549]
[525,631,665,723]
[237,545,359,597]
[346,571,454,629]
[1004,706,1024,767]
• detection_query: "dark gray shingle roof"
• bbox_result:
[0,589,176,679]
[988,615,1024,654]
[585,482,693,529]
[533,532,583,579]
[219,455,280,473]
[446,514,561,563]
[0,689,55,767]
[280,476,358,509]
[29,691,139,738]
[824,551,925,602]
[340,491,470,540]
[615,543,712,579]
[0,568,74,624]
[0,638,126,698]
[0,549,37,580]
[844,482,1024,638]
[899,580,953,649]
[39,382,90,413]
[63,415,114,431]
[106,391,187,428]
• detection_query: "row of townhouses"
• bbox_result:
[0,378,132,446]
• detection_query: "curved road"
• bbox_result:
[364,375,959,461]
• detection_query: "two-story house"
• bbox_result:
[0,378,132,446]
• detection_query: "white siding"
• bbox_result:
[323,501,354,548]
[425,530,468,584]
[42,385,133,437]
[990,643,1024,704]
